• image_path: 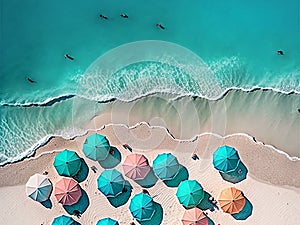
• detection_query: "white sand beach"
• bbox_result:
[0,121,299,225]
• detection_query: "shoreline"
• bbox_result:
[1,88,299,166]
[1,123,299,189]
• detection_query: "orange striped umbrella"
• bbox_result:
[218,187,246,214]
[181,207,208,225]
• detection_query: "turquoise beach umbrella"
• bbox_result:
[96,218,119,225]
[176,180,204,208]
[83,133,110,161]
[129,193,156,221]
[213,145,240,173]
[53,149,82,177]
[97,169,125,197]
[153,153,180,180]
[52,215,79,225]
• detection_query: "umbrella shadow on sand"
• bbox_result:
[232,197,253,220]
[73,158,89,183]
[134,168,158,188]
[41,199,53,209]
[197,191,219,212]
[63,189,90,216]
[107,181,133,208]
[220,162,248,184]
[163,165,189,188]
[98,147,122,169]
[207,217,215,225]
[137,202,163,225]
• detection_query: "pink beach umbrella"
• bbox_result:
[182,207,208,225]
[54,177,82,205]
[122,153,151,180]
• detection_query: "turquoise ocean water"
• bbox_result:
[0,0,299,164]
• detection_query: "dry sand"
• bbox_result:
[0,123,300,225]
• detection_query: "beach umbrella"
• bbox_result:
[176,180,204,208]
[26,174,52,202]
[52,215,79,225]
[213,146,240,173]
[122,153,151,180]
[182,207,208,225]
[129,193,155,221]
[97,169,125,197]
[82,133,110,161]
[153,153,180,180]
[96,218,119,225]
[218,187,246,214]
[54,149,82,177]
[54,177,82,205]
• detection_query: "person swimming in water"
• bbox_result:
[277,50,284,55]
[99,14,108,20]
[64,54,74,60]
[26,77,36,83]
[120,13,128,18]
[156,23,165,30]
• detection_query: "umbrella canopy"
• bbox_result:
[176,180,204,208]
[82,133,110,161]
[213,146,240,173]
[218,187,246,214]
[97,169,125,197]
[54,149,82,177]
[182,207,208,225]
[129,193,155,221]
[26,174,52,202]
[122,153,151,180]
[54,177,82,205]
[153,153,180,180]
[52,215,78,225]
[96,218,119,225]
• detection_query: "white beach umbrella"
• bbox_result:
[26,174,52,202]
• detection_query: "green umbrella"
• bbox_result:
[54,149,82,177]
[213,146,240,173]
[96,218,119,225]
[97,169,125,197]
[129,193,155,221]
[153,153,180,180]
[82,134,110,161]
[176,180,204,208]
[52,215,79,225]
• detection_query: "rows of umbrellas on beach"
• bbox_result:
[25,133,251,225]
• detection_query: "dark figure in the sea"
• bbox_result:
[99,14,108,20]
[298,109,300,113]
[120,13,128,18]
[26,77,36,83]
[277,50,284,55]
[64,54,74,60]
[156,23,165,30]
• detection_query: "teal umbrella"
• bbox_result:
[176,180,204,208]
[53,149,81,177]
[97,169,125,197]
[52,215,79,225]
[129,193,155,221]
[83,134,110,161]
[213,146,240,173]
[96,218,119,225]
[153,153,180,180]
